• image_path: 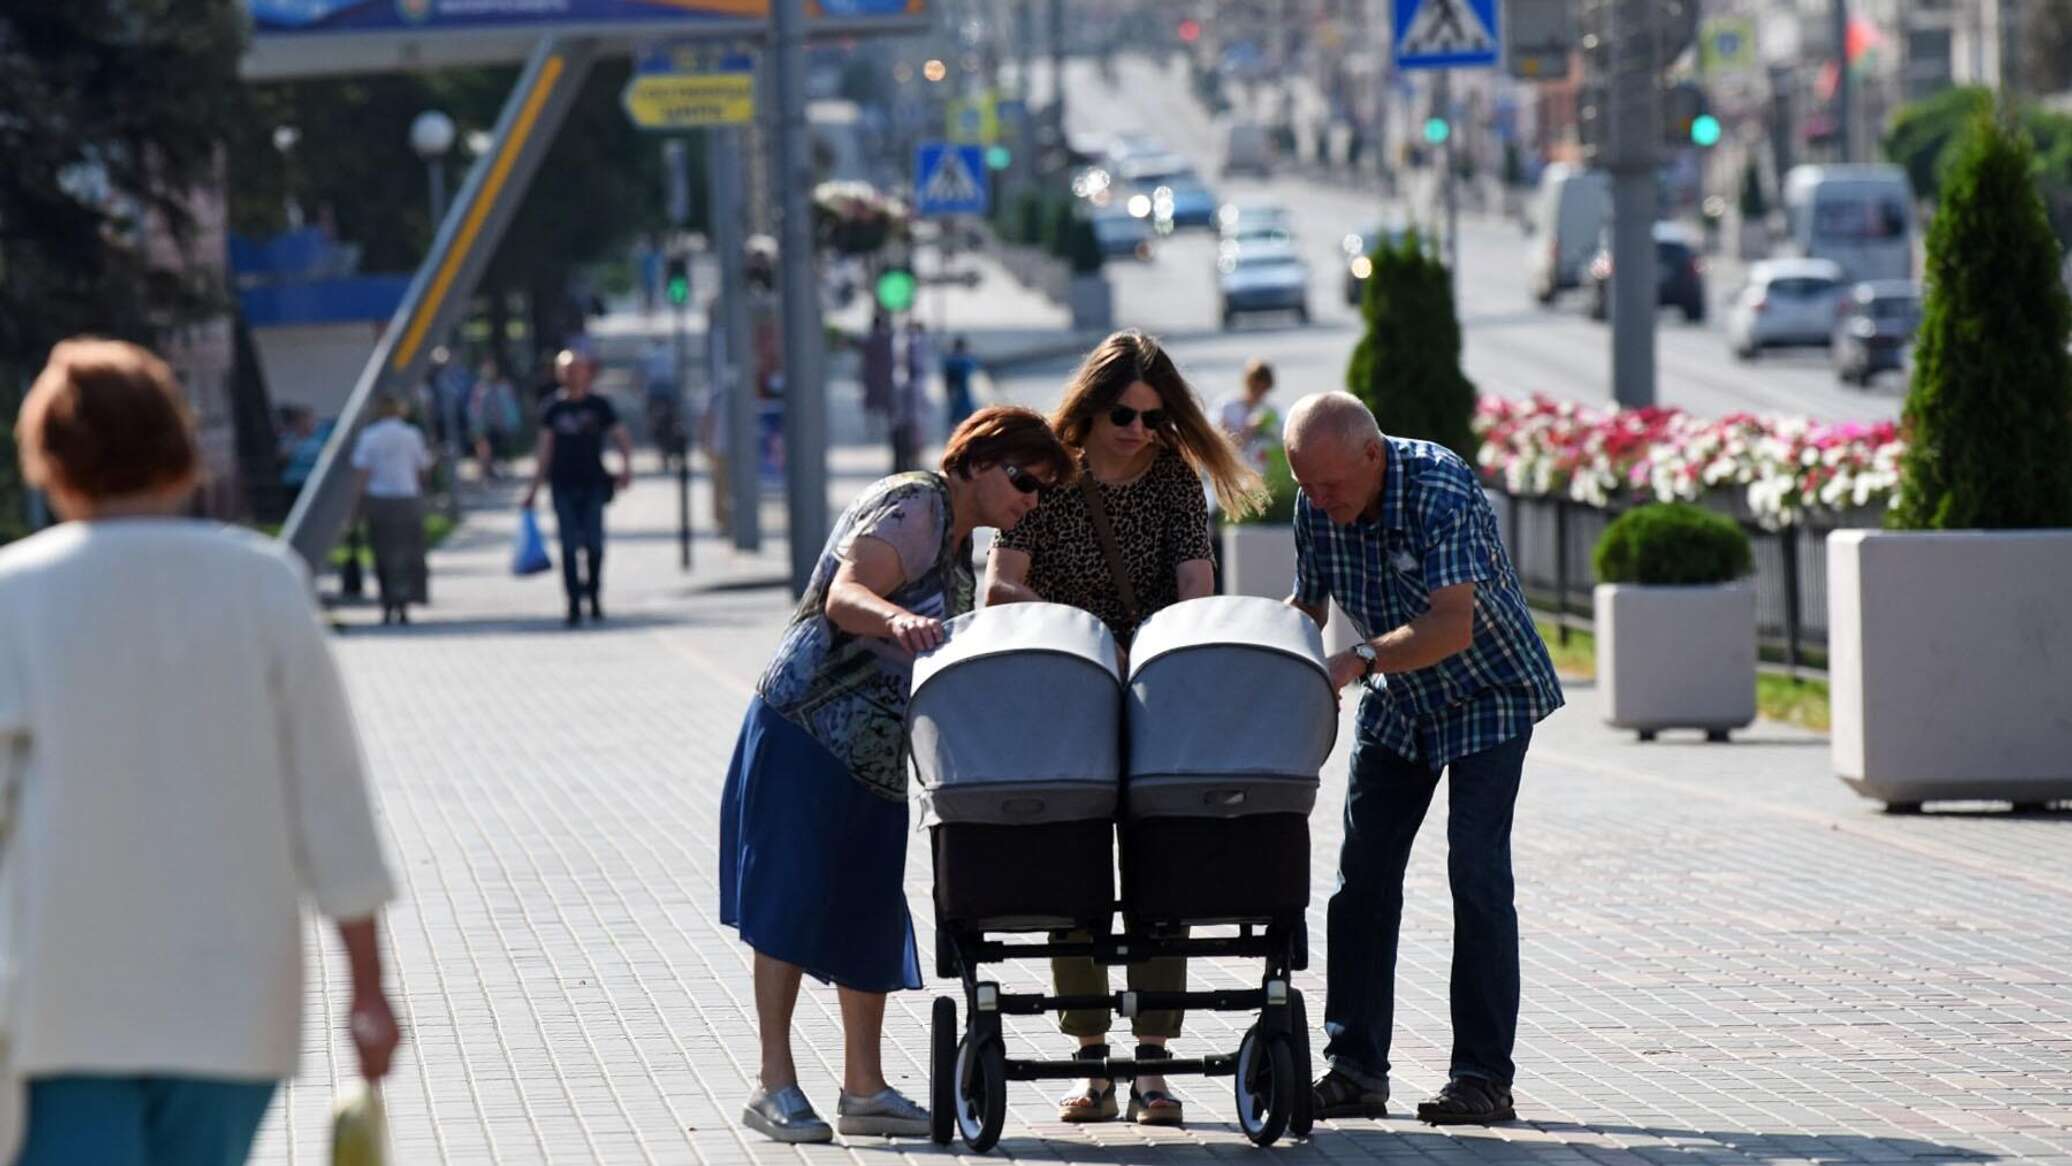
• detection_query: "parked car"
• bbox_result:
[1120,154,1218,230]
[1090,204,1155,260]
[1585,223,1708,323]
[1725,258,1846,360]
[1219,240,1310,328]
[1831,279,1921,385]
[1526,163,1612,305]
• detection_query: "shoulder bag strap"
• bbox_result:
[1077,475,1139,624]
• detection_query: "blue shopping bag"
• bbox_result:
[512,507,552,576]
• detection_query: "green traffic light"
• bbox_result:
[876,269,917,313]
[666,276,690,306]
[985,145,1012,171]
[1423,117,1450,145]
[1690,114,1723,148]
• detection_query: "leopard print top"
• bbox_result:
[995,447,1214,644]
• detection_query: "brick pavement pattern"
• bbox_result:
[252,449,2072,1165]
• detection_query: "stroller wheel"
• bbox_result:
[1288,990,1314,1138]
[929,996,957,1145]
[1235,1025,1295,1147]
[954,1032,1006,1152]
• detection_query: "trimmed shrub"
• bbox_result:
[1015,190,1045,245]
[1047,198,1076,258]
[1344,230,1478,462]
[1891,111,2072,530]
[1738,160,1767,220]
[1064,217,1104,275]
[1593,503,1753,586]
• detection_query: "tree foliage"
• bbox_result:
[0,1,247,384]
[1344,231,1478,462]
[1891,112,2072,531]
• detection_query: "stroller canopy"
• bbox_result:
[908,602,1122,827]
[1126,596,1337,819]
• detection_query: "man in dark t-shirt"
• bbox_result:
[523,350,634,626]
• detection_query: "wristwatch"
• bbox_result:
[1350,643,1379,678]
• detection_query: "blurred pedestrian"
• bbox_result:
[890,321,929,473]
[0,338,400,1165]
[722,406,1074,1143]
[469,360,519,481]
[351,393,433,626]
[860,312,895,429]
[522,349,634,627]
[1215,357,1280,474]
[642,337,684,472]
[941,335,979,437]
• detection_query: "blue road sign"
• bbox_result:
[1392,0,1499,71]
[914,142,989,217]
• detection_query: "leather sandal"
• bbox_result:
[1415,1076,1515,1125]
[1312,1068,1390,1120]
[1057,1043,1119,1122]
[1126,1044,1185,1127]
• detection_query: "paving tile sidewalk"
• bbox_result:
[254,421,2072,1163]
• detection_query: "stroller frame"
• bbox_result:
[926,899,1315,1152]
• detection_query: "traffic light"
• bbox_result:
[1423,117,1451,146]
[1576,0,1611,163]
[1177,18,1201,44]
[1663,82,1718,149]
[1690,114,1722,148]
[875,267,917,314]
[984,144,1012,171]
[665,255,690,306]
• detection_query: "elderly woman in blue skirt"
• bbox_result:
[721,405,1074,1144]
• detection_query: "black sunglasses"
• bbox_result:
[1107,405,1167,430]
[1001,463,1052,497]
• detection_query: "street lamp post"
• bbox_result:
[411,110,458,226]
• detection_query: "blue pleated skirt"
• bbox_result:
[719,696,923,992]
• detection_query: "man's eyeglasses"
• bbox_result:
[1002,463,1052,497]
[1107,405,1167,430]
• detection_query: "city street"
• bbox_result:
[1007,55,1905,424]
[242,417,2072,1164]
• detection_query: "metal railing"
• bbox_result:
[1490,490,1875,679]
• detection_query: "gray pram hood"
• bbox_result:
[1125,595,1336,819]
[908,602,1121,827]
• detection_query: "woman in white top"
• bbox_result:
[0,339,400,1166]
[350,393,434,626]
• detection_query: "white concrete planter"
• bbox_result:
[1067,272,1113,331]
[1829,530,2072,809]
[1220,523,1362,655]
[1594,582,1756,740]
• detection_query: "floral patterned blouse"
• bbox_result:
[756,472,974,800]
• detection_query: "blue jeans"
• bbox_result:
[19,1075,278,1166]
[551,483,608,604]
[1322,726,1533,1091]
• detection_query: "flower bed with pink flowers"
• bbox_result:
[1473,396,1905,529]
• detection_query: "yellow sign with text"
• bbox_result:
[621,72,755,129]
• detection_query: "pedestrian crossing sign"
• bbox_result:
[1393,0,1499,71]
[914,142,989,217]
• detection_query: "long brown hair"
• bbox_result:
[1052,330,1267,518]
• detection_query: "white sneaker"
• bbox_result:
[836,1086,931,1137]
[742,1085,833,1144]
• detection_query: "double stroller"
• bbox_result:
[908,595,1338,1150]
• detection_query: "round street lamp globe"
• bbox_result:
[411,110,457,159]
[466,130,495,157]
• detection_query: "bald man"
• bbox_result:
[1281,392,1562,1126]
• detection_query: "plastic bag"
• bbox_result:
[512,508,552,576]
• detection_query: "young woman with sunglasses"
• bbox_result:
[720,406,1073,1144]
[984,329,1266,1128]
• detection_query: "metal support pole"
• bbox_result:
[1438,71,1459,295]
[773,0,828,595]
[1831,0,1853,163]
[710,126,761,553]
[1607,0,1658,409]
[1050,0,1067,142]
[1780,523,1803,680]
[1554,498,1571,646]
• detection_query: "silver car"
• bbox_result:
[1726,258,1846,360]
[1218,241,1310,328]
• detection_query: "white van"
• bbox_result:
[1782,164,1916,283]
[1526,164,1612,304]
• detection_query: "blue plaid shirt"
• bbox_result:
[1294,437,1563,766]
